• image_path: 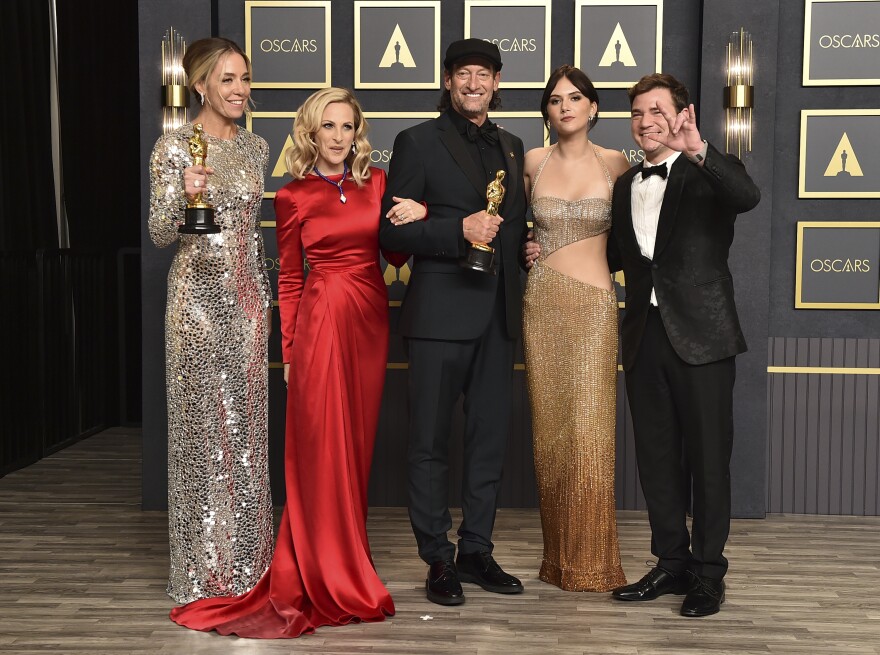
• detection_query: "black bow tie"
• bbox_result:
[466,121,499,146]
[641,163,668,180]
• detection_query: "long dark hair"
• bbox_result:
[540,65,600,129]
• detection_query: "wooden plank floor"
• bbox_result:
[1,429,879,654]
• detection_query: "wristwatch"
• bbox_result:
[688,139,708,163]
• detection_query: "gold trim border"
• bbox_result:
[354,1,441,89]
[768,366,880,375]
[803,0,880,86]
[245,1,332,89]
[248,112,298,199]
[574,0,663,89]
[799,109,880,198]
[795,221,880,309]
[464,0,552,89]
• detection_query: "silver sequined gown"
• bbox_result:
[148,123,274,603]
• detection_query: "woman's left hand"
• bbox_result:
[386,197,427,225]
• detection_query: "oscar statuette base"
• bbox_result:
[461,244,496,275]
[179,206,221,234]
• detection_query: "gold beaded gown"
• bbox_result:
[523,144,626,592]
[148,123,274,603]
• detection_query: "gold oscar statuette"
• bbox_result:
[461,169,505,274]
[179,123,220,234]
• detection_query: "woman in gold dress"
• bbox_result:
[148,38,274,603]
[522,65,630,592]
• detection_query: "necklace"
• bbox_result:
[313,161,348,203]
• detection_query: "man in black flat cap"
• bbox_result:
[380,38,527,606]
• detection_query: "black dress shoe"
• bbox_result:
[455,551,524,594]
[680,576,725,617]
[426,559,465,606]
[611,567,691,602]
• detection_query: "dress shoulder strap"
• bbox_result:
[592,144,614,193]
[530,145,555,197]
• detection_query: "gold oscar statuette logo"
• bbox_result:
[461,170,505,274]
[179,123,221,234]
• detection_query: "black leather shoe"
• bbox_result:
[611,567,691,601]
[455,552,524,594]
[680,576,725,617]
[426,559,465,606]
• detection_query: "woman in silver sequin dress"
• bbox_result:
[522,66,631,592]
[148,38,274,603]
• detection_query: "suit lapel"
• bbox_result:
[652,156,686,259]
[615,167,640,254]
[437,113,485,199]
[497,128,520,218]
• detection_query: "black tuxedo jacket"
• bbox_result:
[609,143,760,370]
[379,111,527,341]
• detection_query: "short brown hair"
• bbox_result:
[627,73,689,112]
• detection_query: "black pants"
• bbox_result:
[405,288,515,564]
[625,306,735,580]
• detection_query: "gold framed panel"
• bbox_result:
[245,1,331,89]
[246,111,299,199]
[574,0,663,89]
[795,221,880,309]
[489,111,551,148]
[586,110,644,166]
[803,0,880,86]
[353,1,441,89]
[361,111,438,169]
[799,109,880,198]
[463,0,552,89]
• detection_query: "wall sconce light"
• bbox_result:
[161,27,188,134]
[724,28,753,158]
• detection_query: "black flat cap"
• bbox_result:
[443,38,503,71]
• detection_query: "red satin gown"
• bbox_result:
[170,166,401,638]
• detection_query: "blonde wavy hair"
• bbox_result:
[285,88,372,187]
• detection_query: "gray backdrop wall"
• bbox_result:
[140,0,880,518]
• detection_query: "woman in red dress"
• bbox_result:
[169,87,425,638]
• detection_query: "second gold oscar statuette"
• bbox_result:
[461,170,505,274]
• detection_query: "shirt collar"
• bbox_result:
[643,150,682,170]
[446,108,492,136]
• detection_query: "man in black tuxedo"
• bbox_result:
[379,39,527,606]
[608,74,760,616]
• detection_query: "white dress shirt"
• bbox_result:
[631,151,682,306]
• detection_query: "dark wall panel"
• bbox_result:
[767,338,880,515]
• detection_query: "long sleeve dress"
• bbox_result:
[169,166,400,638]
[148,123,274,603]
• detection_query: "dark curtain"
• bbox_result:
[56,0,142,427]
[0,1,57,473]
[0,0,141,477]
[0,1,57,251]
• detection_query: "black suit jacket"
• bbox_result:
[609,143,760,369]
[379,111,527,341]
